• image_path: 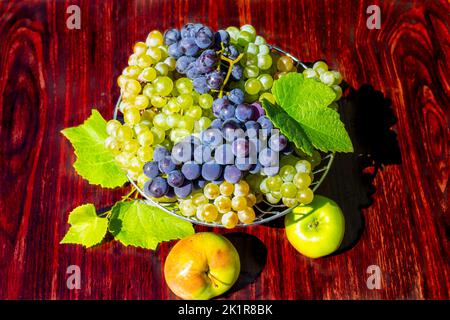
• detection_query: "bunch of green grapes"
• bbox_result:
[259,159,315,208]
[178,181,258,228]
[302,61,343,103]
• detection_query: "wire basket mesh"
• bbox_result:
[114,45,335,227]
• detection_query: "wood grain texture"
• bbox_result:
[0,0,448,300]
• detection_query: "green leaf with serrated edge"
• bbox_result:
[262,99,314,156]
[61,109,127,188]
[272,73,353,153]
[60,204,108,248]
[109,200,194,250]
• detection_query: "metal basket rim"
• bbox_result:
[114,45,335,228]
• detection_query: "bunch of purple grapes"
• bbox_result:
[163,23,243,93]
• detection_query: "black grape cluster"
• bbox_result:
[163,23,243,93]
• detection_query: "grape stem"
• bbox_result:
[218,53,244,98]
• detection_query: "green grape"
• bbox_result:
[231,196,247,211]
[139,67,156,82]
[143,83,155,97]
[170,129,190,143]
[137,130,154,146]
[117,75,128,88]
[202,204,219,222]
[295,160,312,173]
[164,57,176,71]
[137,54,153,69]
[214,196,232,213]
[106,120,121,136]
[245,43,259,55]
[220,181,234,196]
[159,45,169,60]
[116,125,134,141]
[329,102,339,111]
[244,78,262,95]
[150,95,167,108]
[244,65,259,78]
[254,35,266,45]
[115,152,133,167]
[104,137,121,155]
[137,173,149,188]
[257,74,273,91]
[133,41,147,55]
[186,105,202,120]
[160,139,173,150]
[332,71,343,85]
[332,85,342,101]
[192,193,208,206]
[240,24,256,37]
[124,79,141,95]
[129,156,143,173]
[237,207,255,224]
[265,192,281,204]
[196,117,211,132]
[164,98,179,113]
[150,127,165,145]
[153,76,173,96]
[177,93,194,109]
[191,90,200,104]
[246,194,257,207]
[280,182,297,198]
[244,52,258,67]
[128,53,139,66]
[124,107,141,125]
[176,78,193,94]
[259,92,276,104]
[282,197,298,208]
[179,199,196,217]
[155,62,169,76]
[226,26,240,43]
[221,211,238,229]
[134,95,149,110]
[276,56,294,72]
[266,175,283,191]
[279,165,296,182]
[297,188,314,204]
[293,172,312,190]
[146,30,164,47]
[166,113,181,128]
[258,44,270,55]
[320,71,335,86]
[204,183,220,200]
[177,116,194,132]
[313,61,328,74]
[137,146,154,162]
[234,180,250,196]
[308,150,322,168]
[199,93,213,109]
[259,178,270,194]
[146,47,162,62]
[123,139,140,154]
[303,68,318,79]
[123,65,142,79]
[141,110,155,122]
[257,54,272,70]
[153,113,169,130]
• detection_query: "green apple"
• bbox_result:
[285,195,345,258]
[164,232,240,300]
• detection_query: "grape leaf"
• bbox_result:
[60,204,108,248]
[262,99,314,156]
[61,109,127,188]
[109,200,195,250]
[271,73,353,153]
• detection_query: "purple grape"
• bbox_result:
[171,142,193,163]
[231,64,243,80]
[212,97,230,117]
[164,28,180,46]
[197,49,218,72]
[143,161,159,179]
[245,121,261,139]
[174,181,193,199]
[167,170,185,188]
[193,76,208,93]
[257,116,273,131]
[194,26,214,49]
[251,102,266,120]
[224,165,243,184]
[222,118,243,141]
[153,147,170,162]
[194,145,213,164]
[219,104,235,120]
[282,143,294,155]
[194,179,207,189]
[201,161,223,181]
[181,23,196,38]
[201,128,222,146]
[235,103,254,122]
[176,56,196,74]
[269,134,288,152]
[206,70,224,90]
[186,63,202,79]
[145,176,168,198]
[235,157,253,171]
[262,166,279,177]
[231,138,249,157]
[228,88,244,105]
[166,187,175,198]
[158,157,176,174]
[168,43,183,59]
[214,30,230,46]
[214,144,234,165]
[179,37,200,56]
[224,45,239,60]
[259,148,278,167]
[249,161,262,174]
[181,161,201,180]
[210,118,223,129]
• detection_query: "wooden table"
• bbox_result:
[0,0,448,300]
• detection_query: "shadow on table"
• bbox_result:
[224,232,267,296]
[265,84,402,253]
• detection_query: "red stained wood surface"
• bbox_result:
[0,0,448,300]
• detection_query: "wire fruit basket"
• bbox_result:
[114,45,335,227]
